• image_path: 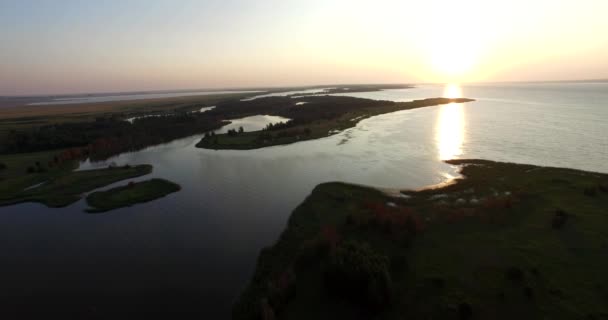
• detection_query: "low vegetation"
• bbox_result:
[293,84,414,96]
[0,149,153,208]
[234,159,608,320]
[197,97,473,150]
[86,178,181,213]
[2,92,453,160]
[2,113,227,160]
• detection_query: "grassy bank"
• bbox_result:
[0,150,153,208]
[86,178,181,213]
[234,159,608,320]
[197,97,473,150]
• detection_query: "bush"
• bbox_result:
[583,187,597,197]
[505,267,525,282]
[0,162,6,170]
[552,209,568,229]
[458,302,473,320]
[325,240,392,310]
[296,238,330,268]
[26,166,36,174]
[266,267,296,313]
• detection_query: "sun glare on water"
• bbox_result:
[436,84,465,160]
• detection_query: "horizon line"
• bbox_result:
[2,78,607,98]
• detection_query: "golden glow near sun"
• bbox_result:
[436,84,466,160]
[443,83,463,98]
[430,46,478,79]
[420,2,485,82]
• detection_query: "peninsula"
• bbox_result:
[235,159,608,320]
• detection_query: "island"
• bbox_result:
[234,159,608,320]
[196,97,474,150]
[0,146,154,208]
[292,84,414,96]
[0,86,424,160]
[0,85,432,210]
[86,178,181,213]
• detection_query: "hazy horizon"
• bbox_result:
[3,78,608,98]
[2,0,607,95]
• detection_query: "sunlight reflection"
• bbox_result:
[443,83,462,98]
[436,84,465,160]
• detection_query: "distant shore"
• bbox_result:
[196,97,473,150]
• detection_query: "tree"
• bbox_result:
[325,240,392,310]
[239,126,244,134]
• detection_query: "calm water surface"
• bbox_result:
[1,82,607,317]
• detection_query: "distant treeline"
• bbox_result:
[0,95,394,159]
[1,113,225,160]
[208,95,393,127]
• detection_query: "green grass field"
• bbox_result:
[86,178,181,213]
[234,159,608,320]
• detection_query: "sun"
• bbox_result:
[422,4,483,82]
[430,45,477,78]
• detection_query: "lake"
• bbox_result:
[1,82,607,318]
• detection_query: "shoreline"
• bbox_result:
[196,97,474,150]
[234,159,608,319]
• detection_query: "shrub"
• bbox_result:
[325,240,392,310]
[552,209,568,229]
[321,225,340,249]
[390,254,408,274]
[267,267,296,313]
[428,276,445,289]
[26,166,36,174]
[505,267,525,282]
[259,298,275,320]
[296,237,330,268]
[458,302,473,320]
[345,214,354,226]
[0,162,6,170]
[497,291,505,301]
[583,187,597,197]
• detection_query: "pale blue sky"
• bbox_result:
[1,0,607,95]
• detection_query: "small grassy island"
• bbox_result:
[234,159,608,320]
[197,97,474,150]
[86,178,181,213]
[0,150,153,208]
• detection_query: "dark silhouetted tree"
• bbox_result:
[325,240,392,311]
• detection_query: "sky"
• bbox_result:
[1,0,607,95]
